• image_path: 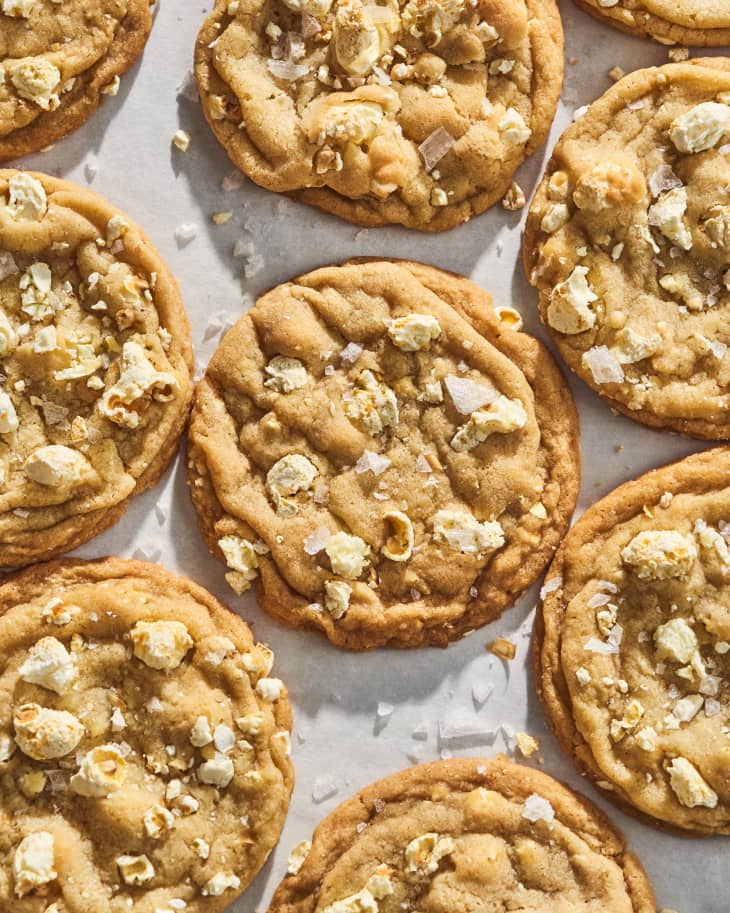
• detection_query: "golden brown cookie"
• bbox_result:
[268,755,656,913]
[524,59,730,440]
[535,447,730,834]
[0,1,153,162]
[0,169,193,567]
[0,557,294,911]
[194,0,563,231]
[187,259,580,650]
[573,0,730,46]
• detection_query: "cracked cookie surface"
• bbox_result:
[0,557,294,912]
[187,260,580,650]
[0,169,193,566]
[268,756,656,913]
[194,0,562,231]
[525,59,730,440]
[573,0,730,46]
[535,448,730,834]
[0,0,153,161]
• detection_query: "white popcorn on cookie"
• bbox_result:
[433,508,504,555]
[24,445,92,488]
[694,519,730,569]
[19,262,55,321]
[321,866,394,913]
[333,0,397,77]
[190,715,214,747]
[499,107,531,145]
[143,804,175,838]
[344,369,399,436]
[387,314,441,352]
[654,617,698,665]
[634,726,658,752]
[402,0,465,45]
[130,620,193,671]
[116,854,155,886]
[405,833,455,874]
[546,266,597,334]
[256,676,283,701]
[0,390,18,434]
[264,355,308,392]
[287,839,312,875]
[13,832,57,898]
[10,57,61,110]
[324,579,353,619]
[325,531,371,579]
[666,757,718,809]
[669,102,730,154]
[2,0,37,18]
[70,744,127,797]
[19,636,77,694]
[33,324,57,353]
[198,756,235,788]
[203,872,242,896]
[266,453,319,516]
[541,202,570,234]
[14,703,84,760]
[611,326,661,365]
[6,172,47,220]
[219,535,265,594]
[450,395,527,452]
[648,187,692,250]
[99,341,178,429]
[381,510,414,562]
[622,530,697,580]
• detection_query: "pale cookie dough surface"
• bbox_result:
[535,448,730,834]
[187,260,580,650]
[268,756,656,913]
[0,0,153,161]
[573,0,730,46]
[525,59,730,440]
[194,0,563,231]
[0,557,294,912]
[0,169,193,567]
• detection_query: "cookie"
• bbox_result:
[187,259,580,650]
[0,169,193,566]
[573,0,730,46]
[194,0,563,231]
[535,447,730,834]
[0,1,153,162]
[524,59,730,440]
[0,557,294,911]
[268,755,656,913]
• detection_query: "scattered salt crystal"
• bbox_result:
[438,715,497,746]
[705,698,722,717]
[267,58,309,81]
[472,681,493,707]
[233,239,252,258]
[710,340,727,360]
[355,450,391,476]
[522,793,555,825]
[416,454,432,474]
[539,576,562,600]
[418,127,456,172]
[648,164,682,198]
[312,775,339,803]
[596,579,618,593]
[340,342,363,364]
[132,544,162,563]
[307,602,323,613]
[583,346,624,385]
[573,104,589,120]
[376,702,394,722]
[84,156,98,184]
[177,69,199,103]
[373,798,386,813]
[584,637,619,655]
[587,593,611,608]
[443,374,495,414]
[222,170,245,191]
[174,223,198,247]
[154,504,166,525]
[356,821,368,833]
[301,12,321,36]
[146,697,163,712]
[303,526,331,555]
[244,254,265,278]
[411,723,429,741]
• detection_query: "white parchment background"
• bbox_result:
[20,1,729,910]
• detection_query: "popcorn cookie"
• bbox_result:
[0,1,153,161]
[187,260,580,650]
[0,557,294,911]
[193,0,563,231]
[0,170,193,566]
[524,59,730,440]
[573,0,730,46]
[268,755,656,913]
[535,447,730,834]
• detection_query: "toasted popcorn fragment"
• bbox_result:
[405,832,455,874]
[499,107,531,145]
[287,840,312,875]
[669,102,730,154]
[130,620,193,671]
[19,636,77,694]
[25,445,92,488]
[143,804,175,838]
[488,637,516,661]
[264,355,307,392]
[10,57,61,110]
[666,757,718,808]
[654,617,698,664]
[70,744,127,796]
[219,535,264,594]
[324,579,352,619]
[325,531,371,578]
[450,396,527,451]
[14,703,84,760]
[547,266,597,334]
[198,757,235,788]
[13,832,56,898]
[516,732,539,757]
[622,530,697,580]
[387,313,441,351]
[257,676,283,701]
[6,172,47,220]
[648,187,692,250]
[344,369,399,435]
[433,508,504,554]
[572,160,645,212]
[116,854,155,886]
[99,341,178,429]
[266,453,319,516]
[203,872,242,896]
[381,510,414,562]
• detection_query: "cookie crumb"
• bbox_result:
[502,182,526,211]
[488,637,516,660]
[516,732,539,758]
[172,129,192,152]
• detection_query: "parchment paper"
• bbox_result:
[21,1,728,910]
